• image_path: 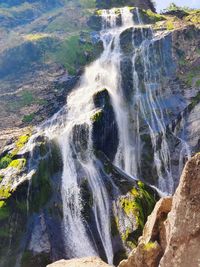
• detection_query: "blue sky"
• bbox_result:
[154,0,200,12]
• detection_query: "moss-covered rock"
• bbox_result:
[113,181,157,250]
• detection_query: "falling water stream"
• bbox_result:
[17,6,191,265]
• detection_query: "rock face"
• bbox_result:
[119,153,200,267]
[160,153,200,267]
[47,257,112,267]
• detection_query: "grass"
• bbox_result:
[145,9,166,22]
[24,33,50,42]
[48,33,100,75]
[22,113,35,123]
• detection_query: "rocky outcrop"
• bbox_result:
[118,153,200,267]
[160,153,200,267]
[46,257,112,267]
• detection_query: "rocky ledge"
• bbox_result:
[119,153,200,267]
[46,257,112,267]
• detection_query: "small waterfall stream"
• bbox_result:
[16,6,191,265]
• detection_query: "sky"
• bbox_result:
[154,0,200,12]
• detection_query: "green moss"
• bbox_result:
[185,10,200,24]
[0,201,10,220]
[145,9,166,22]
[0,185,11,200]
[166,20,175,30]
[184,66,200,86]
[30,159,52,212]
[90,110,103,122]
[120,181,156,246]
[11,133,31,156]
[16,135,30,149]
[9,158,26,169]
[144,241,157,251]
[0,155,12,169]
[0,201,5,208]
[195,80,200,87]
[22,113,35,123]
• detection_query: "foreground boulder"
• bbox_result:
[47,257,112,267]
[119,153,200,267]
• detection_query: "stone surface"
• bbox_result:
[160,153,200,267]
[118,153,200,267]
[47,257,112,267]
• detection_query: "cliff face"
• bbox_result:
[119,153,200,267]
[0,4,200,267]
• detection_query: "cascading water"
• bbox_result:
[13,6,191,266]
[42,7,136,264]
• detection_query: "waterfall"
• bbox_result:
[41,7,136,264]
[21,6,191,264]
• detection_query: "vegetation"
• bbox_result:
[24,33,50,42]
[30,159,52,212]
[48,33,102,75]
[22,113,35,123]
[90,110,103,122]
[144,241,157,251]
[166,20,175,30]
[118,181,156,247]
[0,185,11,200]
[0,201,10,220]
[185,10,200,24]
[163,3,194,12]
[0,155,12,169]
[9,158,26,169]
[145,9,166,23]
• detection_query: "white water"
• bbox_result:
[44,7,135,264]
[22,6,191,264]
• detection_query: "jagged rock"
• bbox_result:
[119,241,162,267]
[160,153,200,267]
[46,257,112,267]
[118,153,200,267]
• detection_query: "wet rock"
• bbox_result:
[92,88,119,161]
